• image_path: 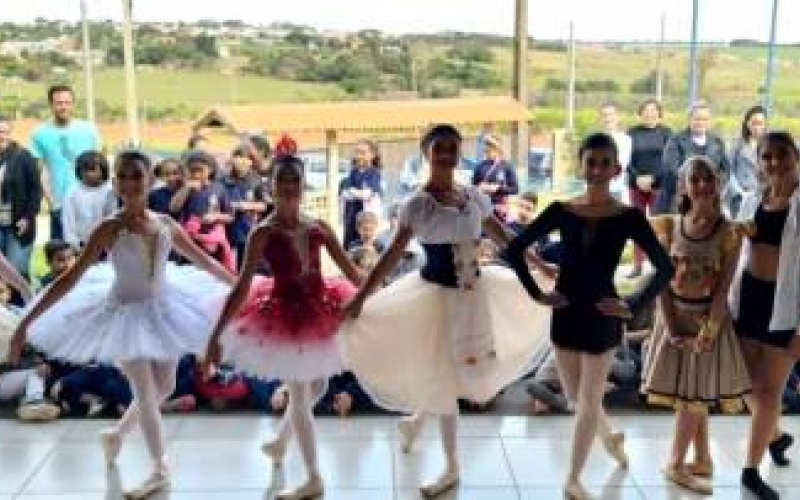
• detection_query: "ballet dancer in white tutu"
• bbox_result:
[7,150,236,499]
[341,124,552,497]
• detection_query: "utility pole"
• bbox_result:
[121,0,140,146]
[687,0,700,107]
[656,12,665,102]
[80,0,95,122]
[512,0,529,180]
[566,20,576,131]
[764,0,779,113]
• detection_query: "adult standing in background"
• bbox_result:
[599,103,632,203]
[726,105,767,218]
[30,84,100,240]
[0,115,42,279]
[341,139,383,248]
[626,99,672,278]
[657,101,730,214]
[472,133,519,221]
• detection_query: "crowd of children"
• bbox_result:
[2,126,800,500]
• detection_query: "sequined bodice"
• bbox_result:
[108,217,172,302]
[262,223,326,297]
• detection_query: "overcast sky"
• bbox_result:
[3,0,796,43]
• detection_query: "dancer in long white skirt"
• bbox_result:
[341,124,552,498]
[6,151,236,499]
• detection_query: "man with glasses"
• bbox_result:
[29,85,100,240]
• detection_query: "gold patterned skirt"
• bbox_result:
[642,296,751,413]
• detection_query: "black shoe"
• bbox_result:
[769,433,793,467]
[742,467,779,500]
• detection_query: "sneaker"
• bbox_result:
[17,400,60,422]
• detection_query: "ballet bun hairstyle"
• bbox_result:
[578,132,619,163]
[677,155,721,215]
[270,154,305,185]
[420,124,462,157]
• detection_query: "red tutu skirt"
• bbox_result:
[222,276,356,380]
[234,275,356,344]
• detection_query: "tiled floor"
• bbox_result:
[2,414,799,499]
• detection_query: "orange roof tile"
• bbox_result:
[193,96,531,134]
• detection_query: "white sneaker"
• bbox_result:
[17,400,60,421]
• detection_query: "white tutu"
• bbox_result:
[340,265,551,415]
[222,335,343,381]
[27,262,228,363]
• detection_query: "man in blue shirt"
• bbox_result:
[30,85,100,240]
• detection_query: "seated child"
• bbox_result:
[39,240,78,288]
[316,371,379,417]
[0,340,61,421]
[347,210,385,253]
[50,362,132,417]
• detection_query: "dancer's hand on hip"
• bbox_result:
[595,298,633,319]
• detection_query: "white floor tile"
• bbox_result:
[0,443,53,495]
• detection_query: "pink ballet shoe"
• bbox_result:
[275,474,324,499]
[419,467,459,498]
[261,436,288,467]
[100,429,122,468]
[602,432,629,469]
[124,470,169,499]
[564,480,592,499]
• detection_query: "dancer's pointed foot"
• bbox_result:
[663,465,713,495]
[419,466,459,498]
[769,433,793,467]
[100,429,122,468]
[124,470,169,499]
[261,435,288,467]
[563,479,592,499]
[398,416,423,453]
[275,474,324,499]
[602,432,629,469]
[742,467,779,500]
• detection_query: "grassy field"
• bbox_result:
[12,68,346,110]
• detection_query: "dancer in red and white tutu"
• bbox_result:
[204,154,361,500]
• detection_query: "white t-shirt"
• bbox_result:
[62,182,117,247]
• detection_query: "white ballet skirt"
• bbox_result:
[27,216,229,363]
[340,187,552,415]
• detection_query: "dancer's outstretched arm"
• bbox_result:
[166,217,237,286]
[203,225,268,368]
[0,253,32,302]
[6,218,117,363]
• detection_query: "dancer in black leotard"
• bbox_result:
[504,132,674,499]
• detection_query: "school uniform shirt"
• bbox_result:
[184,182,232,233]
[220,173,266,246]
[148,186,184,221]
